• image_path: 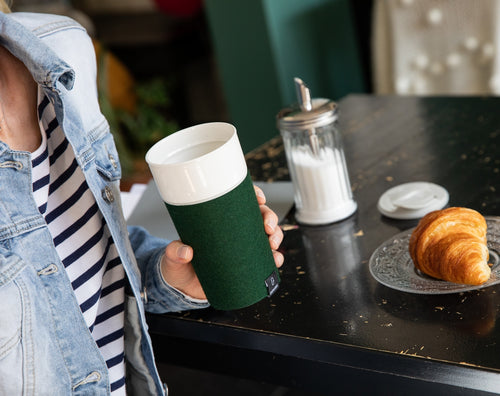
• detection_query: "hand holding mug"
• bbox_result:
[160,185,284,301]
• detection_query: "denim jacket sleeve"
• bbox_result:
[127,225,209,313]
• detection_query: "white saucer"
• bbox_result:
[377,182,449,220]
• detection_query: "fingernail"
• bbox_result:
[265,220,276,232]
[274,251,284,267]
[177,245,190,260]
[270,235,280,249]
[255,188,265,198]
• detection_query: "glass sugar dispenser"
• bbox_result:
[277,78,357,225]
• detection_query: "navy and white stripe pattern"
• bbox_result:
[32,92,126,395]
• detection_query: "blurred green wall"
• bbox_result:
[205,0,367,153]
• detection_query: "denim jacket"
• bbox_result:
[0,11,207,395]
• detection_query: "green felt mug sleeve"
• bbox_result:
[165,173,280,310]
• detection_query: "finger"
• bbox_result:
[254,185,266,205]
[260,204,279,235]
[269,224,284,250]
[273,250,284,268]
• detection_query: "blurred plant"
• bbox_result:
[94,40,178,177]
[117,77,178,157]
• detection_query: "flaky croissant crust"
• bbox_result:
[409,207,490,285]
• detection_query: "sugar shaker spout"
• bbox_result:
[294,77,319,155]
[294,77,312,112]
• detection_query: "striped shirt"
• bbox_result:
[32,92,126,395]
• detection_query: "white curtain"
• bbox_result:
[372,0,500,95]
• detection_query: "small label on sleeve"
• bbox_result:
[265,271,280,296]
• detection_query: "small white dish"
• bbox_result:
[377,182,449,219]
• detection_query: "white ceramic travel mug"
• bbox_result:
[145,122,279,310]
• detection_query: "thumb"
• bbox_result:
[164,240,193,268]
[161,240,206,299]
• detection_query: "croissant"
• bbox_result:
[409,207,490,285]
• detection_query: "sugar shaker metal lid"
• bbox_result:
[277,77,338,131]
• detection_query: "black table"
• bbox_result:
[145,95,500,395]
